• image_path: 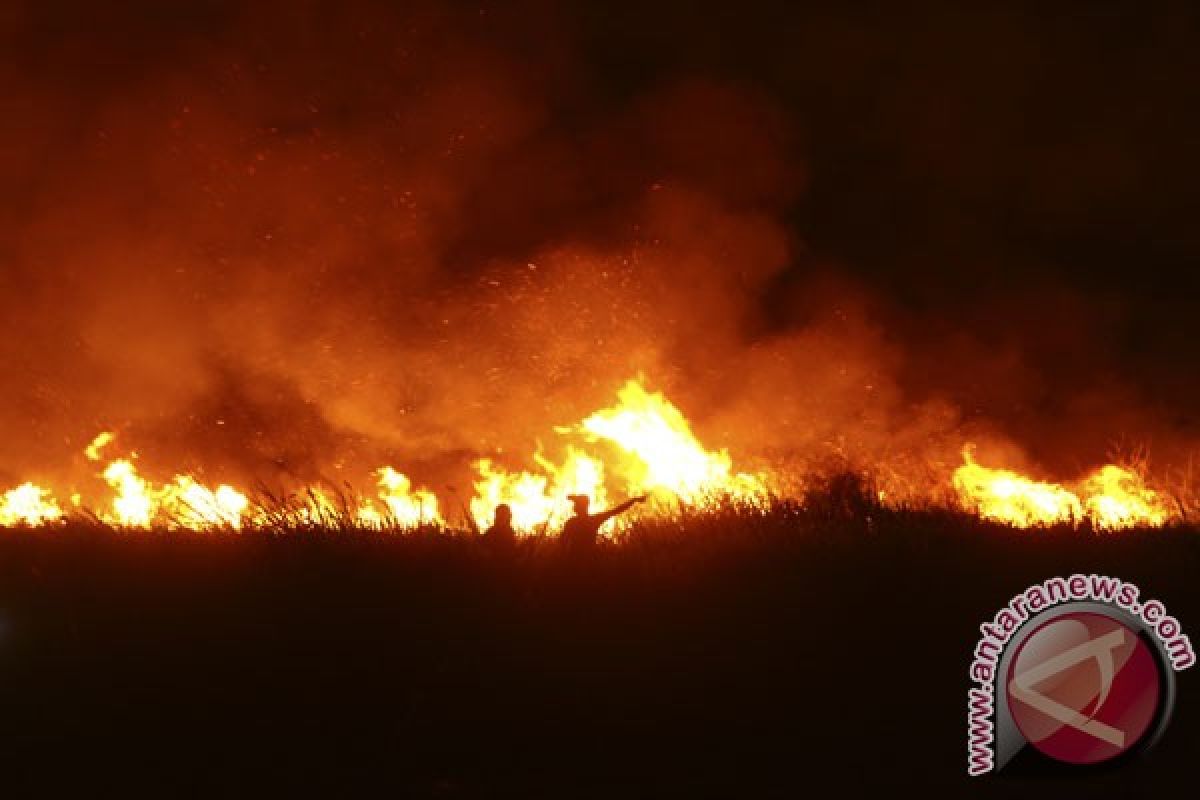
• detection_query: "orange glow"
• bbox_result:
[952,447,1173,530]
[0,482,63,526]
[579,380,767,505]
[0,384,1182,533]
[467,380,765,535]
[470,448,608,533]
[171,477,250,529]
[953,448,1083,527]
[101,459,156,527]
[1079,465,1170,530]
[363,467,442,528]
[100,458,250,529]
[85,431,115,462]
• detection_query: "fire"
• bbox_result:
[87,437,441,531]
[294,488,344,527]
[367,467,442,528]
[83,432,252,528]
[85,431,115,462]
[470,448,608,533]
[579,380,767,504]
[952,447,1173,530]
[257,470,442,529]
[467,381,763,533]
[0,382,1182,535]
[1079,465,1169,530]
[102,459,156,527]
[101,458,250,529]
[471,460,555,533]
[171,478,251,529]
[0,482,63,526]
[953,449,1083,527]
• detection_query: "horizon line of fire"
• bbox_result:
[0,380,1178,532]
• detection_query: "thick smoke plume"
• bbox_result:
[1,1,1196,504]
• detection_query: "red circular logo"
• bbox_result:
[1006,612,1162,765]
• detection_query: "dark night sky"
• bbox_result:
[579,2,1200,366]
[1,0,1198,481]
[9,2,1198,285]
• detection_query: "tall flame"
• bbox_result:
[467,381,764,534]
[579,380,767,503]
[102,459,157,528]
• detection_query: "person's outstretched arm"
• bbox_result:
[597,495,648,523]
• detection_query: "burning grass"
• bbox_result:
[2,379,1192,535]
[2,471,1192,541]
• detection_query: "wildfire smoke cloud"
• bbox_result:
[1,2,1197,535]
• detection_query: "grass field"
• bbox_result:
[0,486,1196,796]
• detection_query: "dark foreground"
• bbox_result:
[0,506,1196,797]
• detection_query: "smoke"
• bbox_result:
[1,0,1195,500]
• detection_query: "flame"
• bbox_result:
[470,460,554,533]
[367,466,442,527]
[953,449,1083,526]
[1079,465,1169,530]
[102,459,156,527]
[268,470,443,529]
[579,380,767,504]
[470,448,608,533]
[953,447,1173,529]
[171,477,250,529]
[295,488,343,526]
[85,431,115,461]
[100,458,250,529]
[0,381,1182,534]
[465,381,765,535]
[0,482,63,526]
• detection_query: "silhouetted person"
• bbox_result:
[560,494,646,550]
[483,503,517,546]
